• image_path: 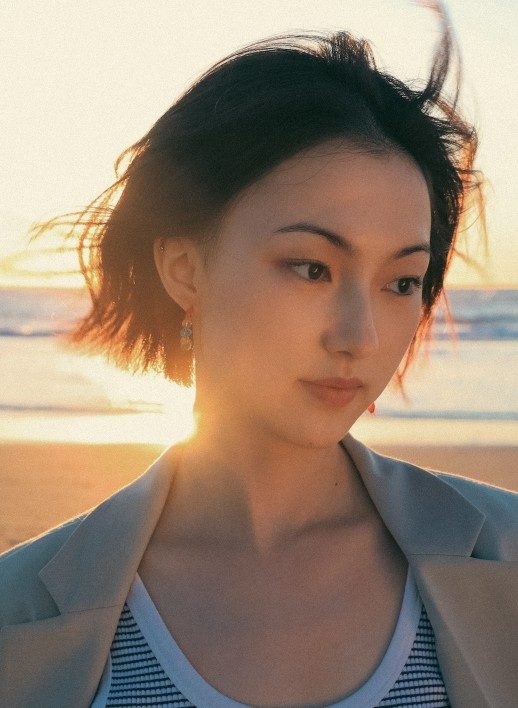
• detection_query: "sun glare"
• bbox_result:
[79,354,197,444]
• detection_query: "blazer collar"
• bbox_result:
[38,432,486,615]
[340,433,486,558]
[16,433,517,707]
[38,440,182,614]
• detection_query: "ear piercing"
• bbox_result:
[157,241,192,350]
[368,402,376,414]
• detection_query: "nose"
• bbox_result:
[324,289,380,359]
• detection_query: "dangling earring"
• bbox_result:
[180,307,194,351]
[368,402,376,414]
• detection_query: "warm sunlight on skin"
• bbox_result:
[155,141,431,456]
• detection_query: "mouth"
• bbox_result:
[304,377,364,390]
[300,379,363,407]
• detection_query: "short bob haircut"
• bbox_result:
[32,4,485,390]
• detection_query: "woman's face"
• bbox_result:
[193,141,431,447]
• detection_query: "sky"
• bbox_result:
[0,0,517,288]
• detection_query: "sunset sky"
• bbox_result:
[1,0,516,288]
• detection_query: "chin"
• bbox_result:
[281,415,355,450]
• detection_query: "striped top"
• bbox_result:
[91,565,450,707]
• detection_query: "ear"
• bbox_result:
[153,237,202,311]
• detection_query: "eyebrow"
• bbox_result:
[273,221,431,260]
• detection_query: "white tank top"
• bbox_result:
[92,564,450,707]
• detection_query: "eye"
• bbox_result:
[386,277,423,296]
[283,260,331,282]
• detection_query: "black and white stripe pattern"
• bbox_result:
[105,605,194,707]
[378,605,450,706]
[101,603,449,707]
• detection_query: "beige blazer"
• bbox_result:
[1,433,517,708]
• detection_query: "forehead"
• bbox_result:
[220,142,432,247]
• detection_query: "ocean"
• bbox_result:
[1,286,517,444]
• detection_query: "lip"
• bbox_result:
[301,378,363,407]
[305,377,364,390]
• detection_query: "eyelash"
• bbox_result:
[282,260,423,296]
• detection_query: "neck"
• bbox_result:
[160,410,376,558]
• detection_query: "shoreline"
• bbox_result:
[1,438,516,555]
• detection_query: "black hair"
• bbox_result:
[31,3,485,389]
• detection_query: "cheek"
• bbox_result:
[198,264,279,368]
[201,268,313,389]
[377,301,421,356]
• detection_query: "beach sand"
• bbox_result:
[1,439,516,554]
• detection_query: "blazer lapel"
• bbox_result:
[2,433,516,708]
[342,433,518,708]
[411,555,518,708]
[1,607,118,708]
[37,440,184,614]
[0,440,185,708]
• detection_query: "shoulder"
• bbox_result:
[429,470,518,508]
[0,512,87,627]
[364,431,518,560]
[432,468,518,516]
[431,469,518,560]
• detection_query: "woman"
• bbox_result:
[1,5,517,708]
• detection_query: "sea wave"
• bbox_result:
[0,402,164,415]
[0,326,71,337]
[1,287,517,340]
